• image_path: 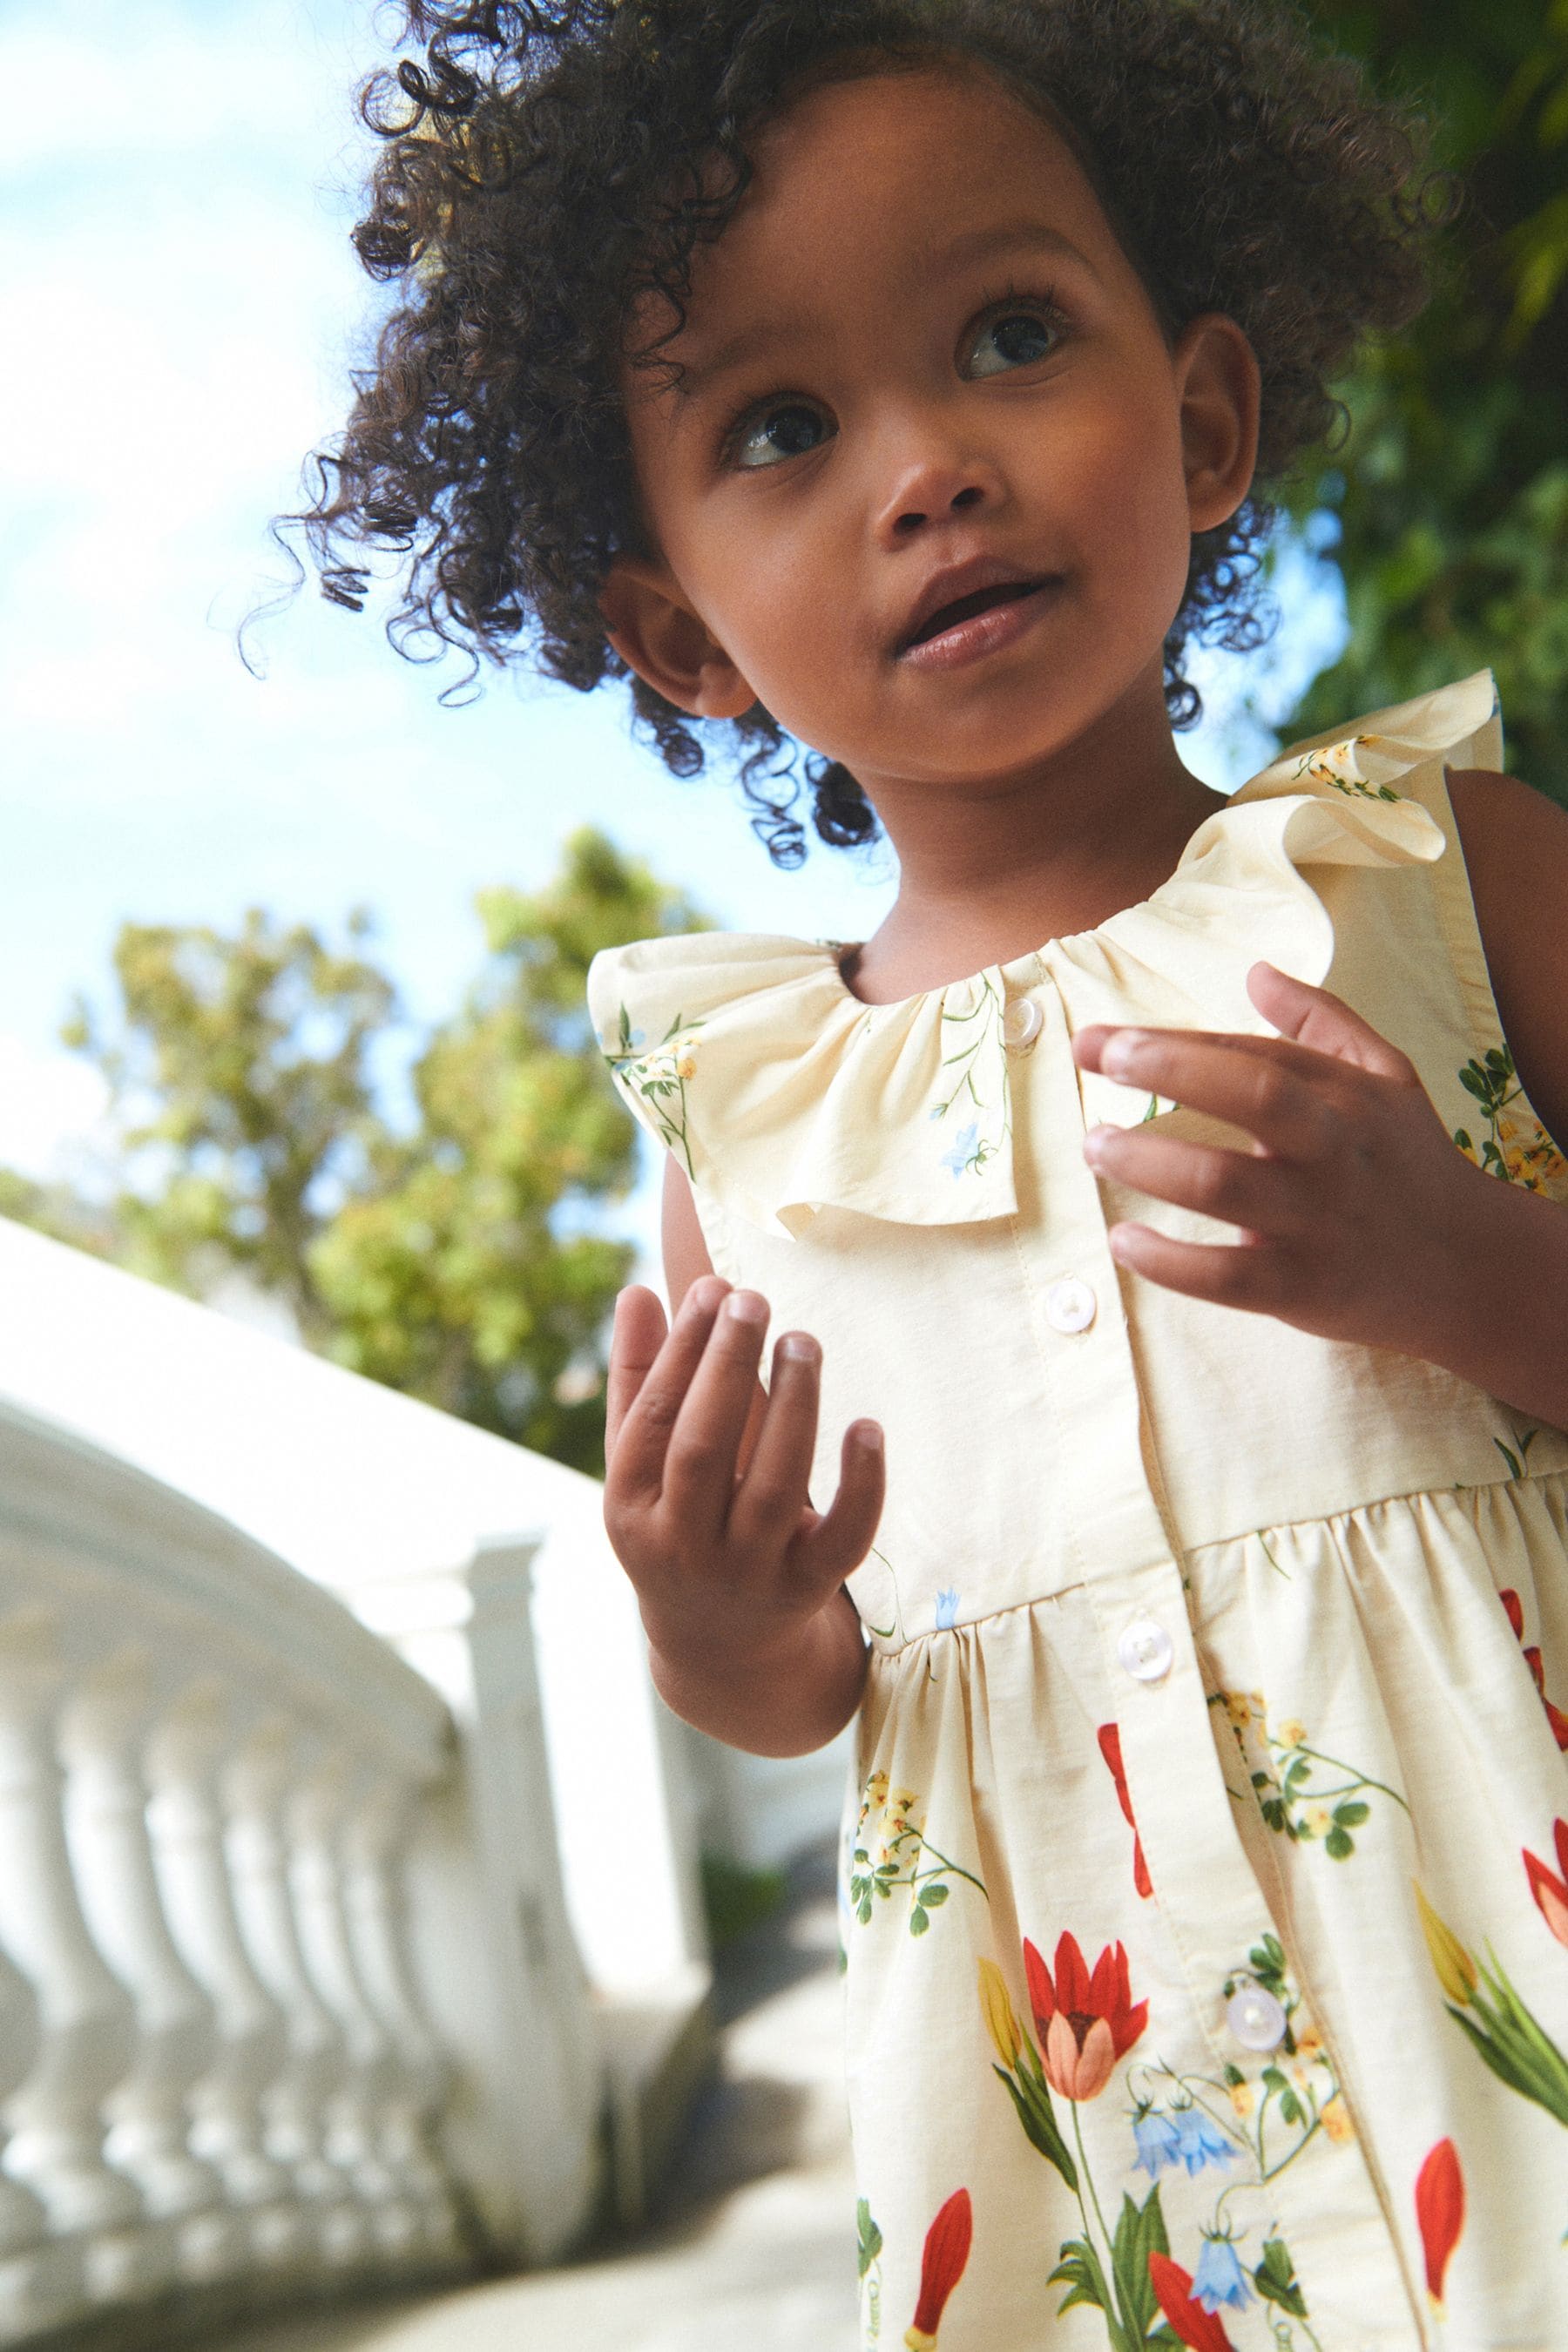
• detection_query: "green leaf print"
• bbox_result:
[601,1004,705,1175]
[1109,2186,1169,2341]
[855,2198,882,2280]
[1211,1692,1409,1860]
[931,973,1011,1178]
[992,2063,1079,2193]
[1047,2184,1171,2352]
[1494,1427,1539,1481]
[1415,1901,1568,2129]
[848,1772,986,1936]
[1452,1045,1568,1192]
[1286,738,1402,802]
[1254,2234,1309,2319]
[1047,2234,1115,2327]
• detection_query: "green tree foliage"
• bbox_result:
[62,910,397,1342]
[1281,2,1568,799]
[311,833,707,1472]
[19,831,706,1477]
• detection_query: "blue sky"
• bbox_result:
[0,0,1347,1280]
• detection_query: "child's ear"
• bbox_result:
[598,558,756,720]
[1173,313,1261,534]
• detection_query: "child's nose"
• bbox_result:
[879,432,1010,541]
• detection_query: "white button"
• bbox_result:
[1044,1276,1096,1334]
[1226,1985,1288,2053]
[1117,1617,1173,1684]
[1002,995,1042,1051]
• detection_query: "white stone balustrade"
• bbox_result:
[0,1216,749,2334]
[0,1393,605,2344]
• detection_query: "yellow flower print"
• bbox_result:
[1229,2080,1256,2120]
[848,1772,987,1936]
[1289,733,1402,802]
[602,1004,706,1175]
[1210,1693,1410,1859]
[1413,1881,1478,2006]
[1453,1044,1568,1197]
[1321,2094,1354,2145]
[977,1958,1021,2067]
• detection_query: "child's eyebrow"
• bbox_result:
[666,220,1098,409]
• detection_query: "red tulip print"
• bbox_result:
[1415,2138,1463,2310]
[1498,1589,1568,1748]
[1524,1818,1568,1950]
[1147,2251,1238,2350]
[1024,1931,1147,2101]
[903,2187,972,2349]
[1097,1723,1153,1899]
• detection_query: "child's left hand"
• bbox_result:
[1071,960,1489,1359]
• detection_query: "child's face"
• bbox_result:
[603,64,1259,804]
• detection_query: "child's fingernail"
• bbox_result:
[1083,1125,1112,1162]
[1101,1030,1144,1074]
[855,1423,883,1452]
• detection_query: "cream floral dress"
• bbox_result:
[588,670,1568,2352]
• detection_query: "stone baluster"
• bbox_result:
[59,1645,244,2288]
[224,1716,368,2273]
[145,1680,304,2275]
[287,1749,418,2260]
[340,1772,461,2265]
[0,1605,168,2307]
[0,1913,84,2339]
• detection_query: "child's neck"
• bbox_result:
[843,691,1230,1006]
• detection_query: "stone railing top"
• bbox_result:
[0,1397,449,1776]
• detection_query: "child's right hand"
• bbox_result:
[604,1277,885,1695]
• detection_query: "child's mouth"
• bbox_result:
[897,574,1060,667]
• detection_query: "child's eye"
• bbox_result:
[731,401,835,470]
[964,305,1064,379]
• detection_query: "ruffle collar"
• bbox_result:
[587,669,1499,1237]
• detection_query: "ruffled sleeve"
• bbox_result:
[588,670,1497,1238]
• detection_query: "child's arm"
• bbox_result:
[601,1157,881,1758]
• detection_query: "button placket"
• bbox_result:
[1226,1983,1288,2053]
[1044,1276,1096,1334]
[1028,965,1301,2044]
[1117,1617,1174,1684]
[1002,993,1043,1052]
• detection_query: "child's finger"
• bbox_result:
[604,1286,667,1467]
[787,1420,885,1595]
[605,1276,728,1503]
[727,1329,822,1555]
[659,1289,772,1535]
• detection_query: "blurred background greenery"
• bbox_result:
[1284,0,1568,798]
[6,0,1565,1478]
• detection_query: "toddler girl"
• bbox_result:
[306,3,1568,2342]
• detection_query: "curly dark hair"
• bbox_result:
[287,0,1454,866]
